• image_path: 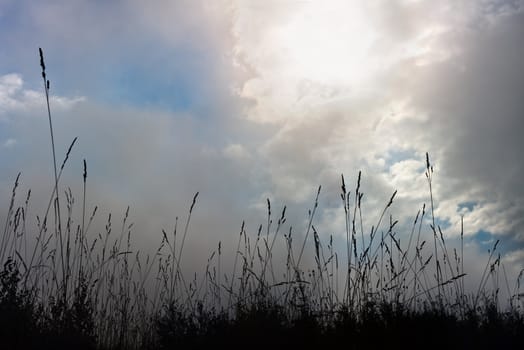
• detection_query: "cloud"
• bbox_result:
[393,7,524,239]
[0,73,84,118]
[0,0,241,116]
[228,0,524,275]
[2,138,16,148]
[223,143,252,162]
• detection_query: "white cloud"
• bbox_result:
[2,138,16,148]
[0,73,84,118]
[223,143,251,161]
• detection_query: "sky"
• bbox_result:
[1,0,524,295]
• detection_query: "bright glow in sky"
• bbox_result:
[273,2,379,85]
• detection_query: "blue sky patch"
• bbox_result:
[384,148,420,169]
[458,201,477,212]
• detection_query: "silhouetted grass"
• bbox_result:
[1,49,523,349]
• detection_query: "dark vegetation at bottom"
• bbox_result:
[3,262,523,350]
[154,302,524,350]
[0,258,95,350]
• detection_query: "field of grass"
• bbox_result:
[1,49,523,349]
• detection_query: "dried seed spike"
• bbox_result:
[60,136,78,170]
[162,229,169,243]
[387,190,397,207]
[189,192,199,213]
[39,47,45,71]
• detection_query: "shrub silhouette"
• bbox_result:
[0,258,39,349]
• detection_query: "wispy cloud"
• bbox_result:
[0,73,84,118]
